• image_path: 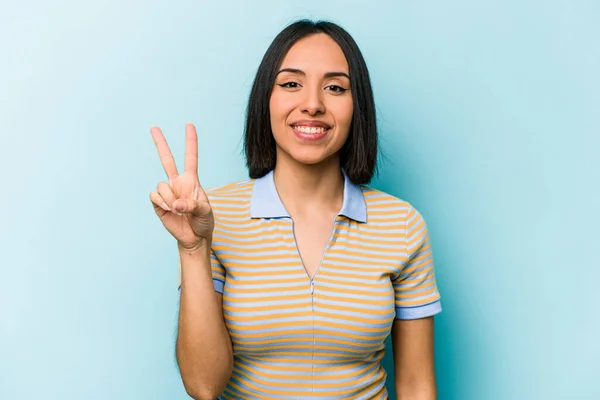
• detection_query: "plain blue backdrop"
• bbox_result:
[1,1,598,399]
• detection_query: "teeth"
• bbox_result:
[294,125,328,134]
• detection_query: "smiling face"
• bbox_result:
[269,33,354,167]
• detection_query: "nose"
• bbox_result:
[300,86,325,116]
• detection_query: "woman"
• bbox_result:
[150,19,442,400]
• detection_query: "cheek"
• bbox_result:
[269,92,293,125]
[332,98,354,133]
[268,95,279,124]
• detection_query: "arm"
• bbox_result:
[392,317,437,400]
[176,244,233,400]
[149,124,232,399]
[392,204,441,399]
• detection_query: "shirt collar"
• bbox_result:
[249,169,367,223]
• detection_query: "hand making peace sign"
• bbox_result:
[149,123,214,252]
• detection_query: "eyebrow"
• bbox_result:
[276,68,350,80]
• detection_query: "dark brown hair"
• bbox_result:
[243,19,378,184]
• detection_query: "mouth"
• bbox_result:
[291,125,330,135]
[290,125,331,141]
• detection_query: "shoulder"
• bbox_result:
[205,178,255,197]
[360,185,416,216]
[359,185,430,229]
[205,178,255,215]
[360,185,431,239]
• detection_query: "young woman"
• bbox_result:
[150,19,442,400]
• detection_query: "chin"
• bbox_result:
[287,149,331,166]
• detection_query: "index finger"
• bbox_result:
[150,126,179,180]
[184,123,198,176]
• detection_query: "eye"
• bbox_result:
[326,85,348,93]
[278,82,301,89]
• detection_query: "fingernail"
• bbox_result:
[161,202,171,211]
[174,201,186,212]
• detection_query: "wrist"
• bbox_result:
[178,238,212,258]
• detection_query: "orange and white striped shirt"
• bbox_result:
[182,169,442,399]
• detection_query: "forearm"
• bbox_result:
[396,377,437,400]
[176,244,233,399]
[392,316,437,400]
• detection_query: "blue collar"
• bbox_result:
[249,170,367,223]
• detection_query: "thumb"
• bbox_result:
[172,198,210,216]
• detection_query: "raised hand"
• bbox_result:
[149,123,214,252]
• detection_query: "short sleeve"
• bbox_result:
[393,205,442,320]
[176,249,226,294]
[210,249,225,294]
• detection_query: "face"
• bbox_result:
[269,33,353,167]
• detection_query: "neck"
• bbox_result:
[273,153,344,219]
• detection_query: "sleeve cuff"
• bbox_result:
[177,279,224,293]
[395,299,442,320]
[213,278,224,294]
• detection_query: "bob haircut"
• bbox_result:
[243,19,378,184]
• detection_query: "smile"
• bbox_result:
[292,125,329,134]
[291,125,330,141]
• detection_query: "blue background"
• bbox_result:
[1,1,598,399]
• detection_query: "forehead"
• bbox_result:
[280,33,349,72]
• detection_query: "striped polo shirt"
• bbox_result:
[182,170,442,399]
